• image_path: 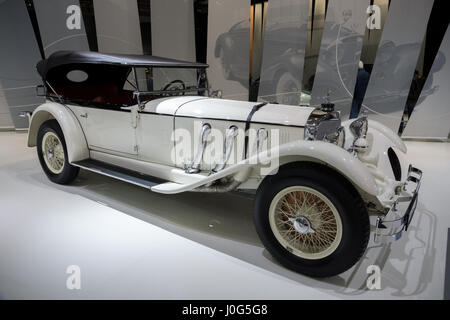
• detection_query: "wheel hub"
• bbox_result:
[47,148,54,160]
[289,216,315,234]
[268,186,343,260]
[42,131,65,174]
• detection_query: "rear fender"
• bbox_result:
[28,102,89,163]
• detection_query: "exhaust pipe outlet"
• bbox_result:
[212,125,238,173]
[186,123,211,174]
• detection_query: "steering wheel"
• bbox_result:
[162,80,185,96]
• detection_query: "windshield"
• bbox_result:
[130,67,208,103]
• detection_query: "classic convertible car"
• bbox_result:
[25,51,421,277]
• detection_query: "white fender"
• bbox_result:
[152,140,379,196]
[342,119,406,153]
[257,140,379,196]
[342,119,408,182]
[28,102,89,163]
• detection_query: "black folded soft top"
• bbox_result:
[36,50,208,79]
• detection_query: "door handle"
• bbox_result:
[80,113,88,118]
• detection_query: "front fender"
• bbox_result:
[342,119,406,153]
[342,119,408,182]
[253,140,378,197]
[28,102,89,163]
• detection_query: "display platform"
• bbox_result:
[0,131,449,299]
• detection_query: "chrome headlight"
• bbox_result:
[349,115,369,153]
[349,116,368,139]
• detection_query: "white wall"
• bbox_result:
[0,0,44,129]
[0,84,14,129]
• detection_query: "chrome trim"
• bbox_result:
[71,160,160,190]
[374,165,422,243]
[186,123,211,174]
[304,108,342,143]
[255,128,268,155]
[212,125,238,173]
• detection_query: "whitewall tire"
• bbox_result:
[254,163,370,277]
[37,120,79,185]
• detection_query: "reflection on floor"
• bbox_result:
[0,131,449,299]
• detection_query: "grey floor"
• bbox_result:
[0,131,449,299]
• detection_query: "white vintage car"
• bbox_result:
[25,51,422,277]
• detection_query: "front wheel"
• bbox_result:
[37,120,79,184]
[254,164,370,277]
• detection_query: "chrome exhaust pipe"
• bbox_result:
[212,125,238,173]
[186,123,211,174]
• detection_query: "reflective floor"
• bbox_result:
[0,131,449,299]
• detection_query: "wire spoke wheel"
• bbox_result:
[41,131,65,174]
[269,186,343,260]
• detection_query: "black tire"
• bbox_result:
[254,163,370,277]
[37,120,79,185]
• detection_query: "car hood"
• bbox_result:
[177,97,315,127]
[143,96,315,127]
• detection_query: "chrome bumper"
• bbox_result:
[374,165,422,243]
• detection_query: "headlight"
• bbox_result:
[349,115,369,153]
[349,116,368,139]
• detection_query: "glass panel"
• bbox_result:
[132,67,201,97]
[403,25,450,139]
[257,0,309,105]
[310,0,369,118]
[93,0,143,54]
[0,0,44,128]
[151,0,197,91]
[361,0,434,131]
[207,0,250,101]
[33,0,89,56]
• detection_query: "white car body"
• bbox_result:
[28,96,406,211]
[26,51,422,277]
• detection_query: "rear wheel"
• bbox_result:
[274,72,301,105]
[254,163,370,277]
[37,120,79,184]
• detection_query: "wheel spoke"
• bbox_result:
[270,186,342,258]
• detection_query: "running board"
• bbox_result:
[71,159,168,190]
